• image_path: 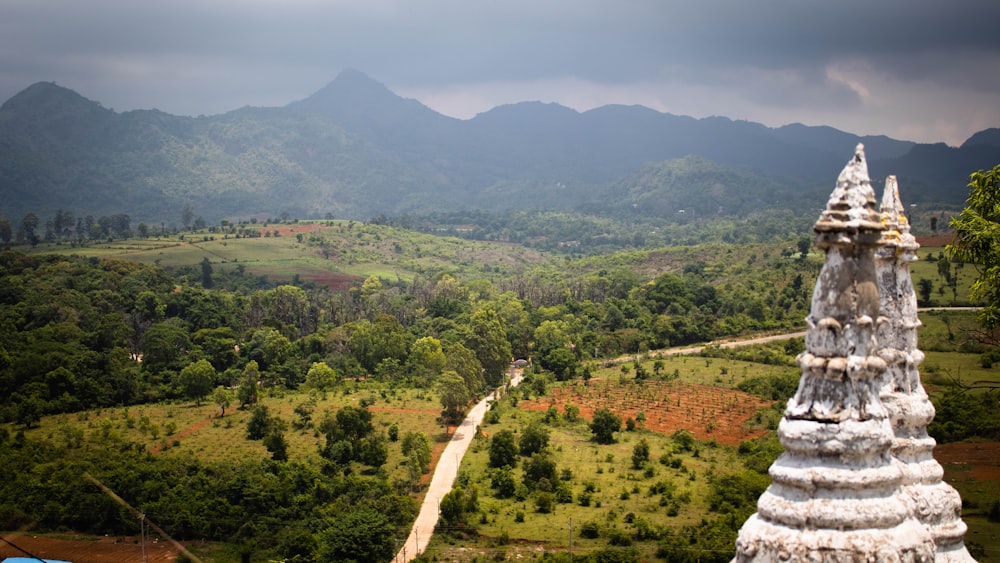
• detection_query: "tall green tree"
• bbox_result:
[590,408,622,444]
[401,431,432,474]
[445,342,485,395]
[304,361,338,392]
[0,217,12,244]
[519,420,550,457]
[200,257,214,289]
[348,314,410,374]
[178,359,215,405]
[238,360,260,407]
[211,386,234,416]
[489,429,519,469]
[141,319,191,374]
[949,163,1000,344]
[317,507,397,562]
[438,371,471,425]
[19,212,39,245]
[406,336,447,382]
[466,307,511,387]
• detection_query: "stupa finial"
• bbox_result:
[875,176,975,562]
[814,143,883,237]
[731,147,935,562]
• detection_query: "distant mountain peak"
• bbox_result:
[961,127,1000,149]
[291,68,400,113]
[1,81,109,116]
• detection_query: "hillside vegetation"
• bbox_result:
[2,217,998,561]
[1,70,996,228]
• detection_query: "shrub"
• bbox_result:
[579,520,600,539]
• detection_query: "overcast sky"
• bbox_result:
[2,0,999,146]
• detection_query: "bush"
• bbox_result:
[607,527,632,546]
[535,491,554,513]
[579,520,600,539]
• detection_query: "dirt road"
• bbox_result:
[394,370,523,562]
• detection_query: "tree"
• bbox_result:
[304,361,338,393]
[523,451,558,488]
[0,217,12,244]
[489,429,519,469]
[178,359,215,405]
[519,421,550,457]
[949,163,1000,344]
[211,386,234,417]
[796,236,811,260]
[263,428,288,461]
[438,371,471,425]
[356,434,388,468]
[200,257,214,289]
[916,277,934,306]
[19,213,39,245]
[446,342,486,395]
[401,431,432,474]
[406,336,447,381]
[440,487,469,526]
[182,203,195,230]
[246,405,273,440]
[141,319,191,374]
[317,506,396,563]
[590,408,622,444]
[466,307,511,387]
[490,466,517,498]
[632,438,650,469]
[238,360,260,407]
[319,405,378,464]
[348,315,409,374]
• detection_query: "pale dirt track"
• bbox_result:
[394,369,524,563]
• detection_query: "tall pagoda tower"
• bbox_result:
[875,175,974,561]
[732,145,935,562]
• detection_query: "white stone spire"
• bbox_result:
[875,175,975,562]
[732,145,935,562]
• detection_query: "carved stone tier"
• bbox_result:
[732,146,935,562]
[875,175,974,561]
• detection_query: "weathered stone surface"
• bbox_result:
[875,175,974,562]
[732,145,936,562]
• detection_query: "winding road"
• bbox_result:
[393,307,977,561]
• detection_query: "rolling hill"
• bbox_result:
[0,69,997,227]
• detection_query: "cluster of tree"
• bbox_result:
[1,239,821,427]
[0,211,135,245]
[473,402,780,563]
[0,427,416,560]
[384,207,818,256]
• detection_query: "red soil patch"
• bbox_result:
[369,407,441,415]
[261,266,363,291]
[147,413,217,454]
[0,533,181,563]
[519,379,773,446]
[915,234,954,248]
[256,224,324,237]
[308,271,364,291]
[934,440,1000,482]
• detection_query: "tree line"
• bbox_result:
[0,243,820,426]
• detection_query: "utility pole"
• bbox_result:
[569,517,573,562]
[140,512,147,563]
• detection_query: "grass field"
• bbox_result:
[31,220,558,288]
[911,245,981,306]
[21,380,448,489]
[429,402,743,561]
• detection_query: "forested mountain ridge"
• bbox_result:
[1,69,998,227]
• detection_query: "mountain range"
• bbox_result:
[1,68,998,226]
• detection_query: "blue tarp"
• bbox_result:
[2,558,74,563]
